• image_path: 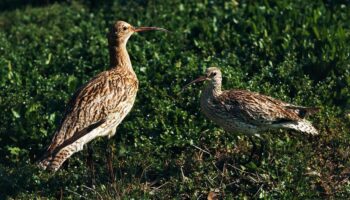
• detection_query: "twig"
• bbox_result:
[253,184,264,198]
[190,143,212,156]
[140,164,152,180]
[81,185,103,200]
[181,166,189,182]
[65,188,89,200]
[151,181,170,192]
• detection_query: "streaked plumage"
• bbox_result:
[38,21,167,171]
[185,67,319,136]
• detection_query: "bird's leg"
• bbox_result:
[241,136,266,164]
[257,137,266,161]
[246,137,257,164]
[55,187,63,200]
[106,138,115,184]
[87,145,96,188]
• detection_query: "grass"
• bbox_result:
[0,0,349,199]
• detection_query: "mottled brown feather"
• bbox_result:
[38,21,143,171]
[47,68,138,154]
[195,67,318,135]
[39,21,167,171]
[216,90,300,125]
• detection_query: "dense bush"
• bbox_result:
[0,0,349,199]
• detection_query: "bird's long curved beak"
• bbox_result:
[181,76,208,92]
[134,26,170,33]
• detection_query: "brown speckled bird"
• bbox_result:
[184,67,319,136]
[38,21,168,171]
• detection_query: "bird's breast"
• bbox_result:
[104,76,138,129]
[200,96,222,122]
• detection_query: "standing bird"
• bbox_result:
[183,67,319,136]
[38,21,168,171]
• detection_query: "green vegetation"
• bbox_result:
[0,0,349,199]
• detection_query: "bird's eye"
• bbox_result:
[212,72,217,77]
[123,26,128,31]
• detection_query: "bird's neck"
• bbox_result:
[203,81,222,98]
[109,42,133,72]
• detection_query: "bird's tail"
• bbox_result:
[37,155,54,171]
[37,145,76,172]
[277,119,319,135]
[38,122,106,171]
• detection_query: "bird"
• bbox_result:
[38,21,168,171]
[183,67,319,136]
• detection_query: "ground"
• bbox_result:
[0,0,349,199]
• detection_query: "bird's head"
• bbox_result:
[108,21,169,46]
[182,67,222,91]
[204,67,222,82]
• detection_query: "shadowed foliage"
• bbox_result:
[0,0,349,199]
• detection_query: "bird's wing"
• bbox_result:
[46,69,137,153]
[262,94,320,118]
[216,90,301,125]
